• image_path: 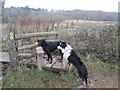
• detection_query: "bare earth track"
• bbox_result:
[88,68,118,88]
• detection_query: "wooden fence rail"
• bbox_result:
[15,31,59,40]
[18,44,38,51]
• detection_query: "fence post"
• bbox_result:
[36,46,44,70]
[14,16,22,47]
[7,27,18,70]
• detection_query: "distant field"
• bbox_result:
[63,20,117,25]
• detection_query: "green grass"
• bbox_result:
[2,67,82,88]
[80,56,118,75]
[89,61,117,75]
[2,55,118,88]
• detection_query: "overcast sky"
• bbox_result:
[4,0,120,12]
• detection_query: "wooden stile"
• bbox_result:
[36,46,44,70]
[7,17,72,72]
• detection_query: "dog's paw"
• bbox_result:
[49,62,52,64]
[43,57,47,60]
[46,59,49,61]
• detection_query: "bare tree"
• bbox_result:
[0,0,6,43]
[0,0,5,22]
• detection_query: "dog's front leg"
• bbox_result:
[43,53,48,60]
[48,54,52,64]
[58,49,63,62]
[60,53,63,61]
[44,48,53,64]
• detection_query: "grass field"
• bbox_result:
[2,55,118,88]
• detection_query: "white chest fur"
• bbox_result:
[62,44,73,60]
[63,50,71,60]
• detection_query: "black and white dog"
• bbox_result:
[57,42,89,87]
[35,39,63,64]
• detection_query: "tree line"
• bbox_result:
[2,6,118,23]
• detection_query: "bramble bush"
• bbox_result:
[72,25,118,62]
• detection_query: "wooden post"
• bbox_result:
[7,30,18,70]
[14,16,22,47]
[36,46,44,70]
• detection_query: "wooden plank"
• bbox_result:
[15,31,59,40]
[51,61,72,71]
[0,52,10,63]
[44,58,57,68]
[42,58,73,72]
[18,53,34,57]
[18,44,38,51]
[21,57,72,72]
[18,40,60,51]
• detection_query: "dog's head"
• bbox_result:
[57,42,67,50]
[35,39,47,47]
[57,42,73,53]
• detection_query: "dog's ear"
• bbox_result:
[35,39,41,45]
[36,39,40,42]
[62,42,66,44]
[42,39,47,46]
[60,42,67,48]
[57,42,61,46]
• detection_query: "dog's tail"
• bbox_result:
[74,58,88,87]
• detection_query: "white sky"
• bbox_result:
[4,0,120,12]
